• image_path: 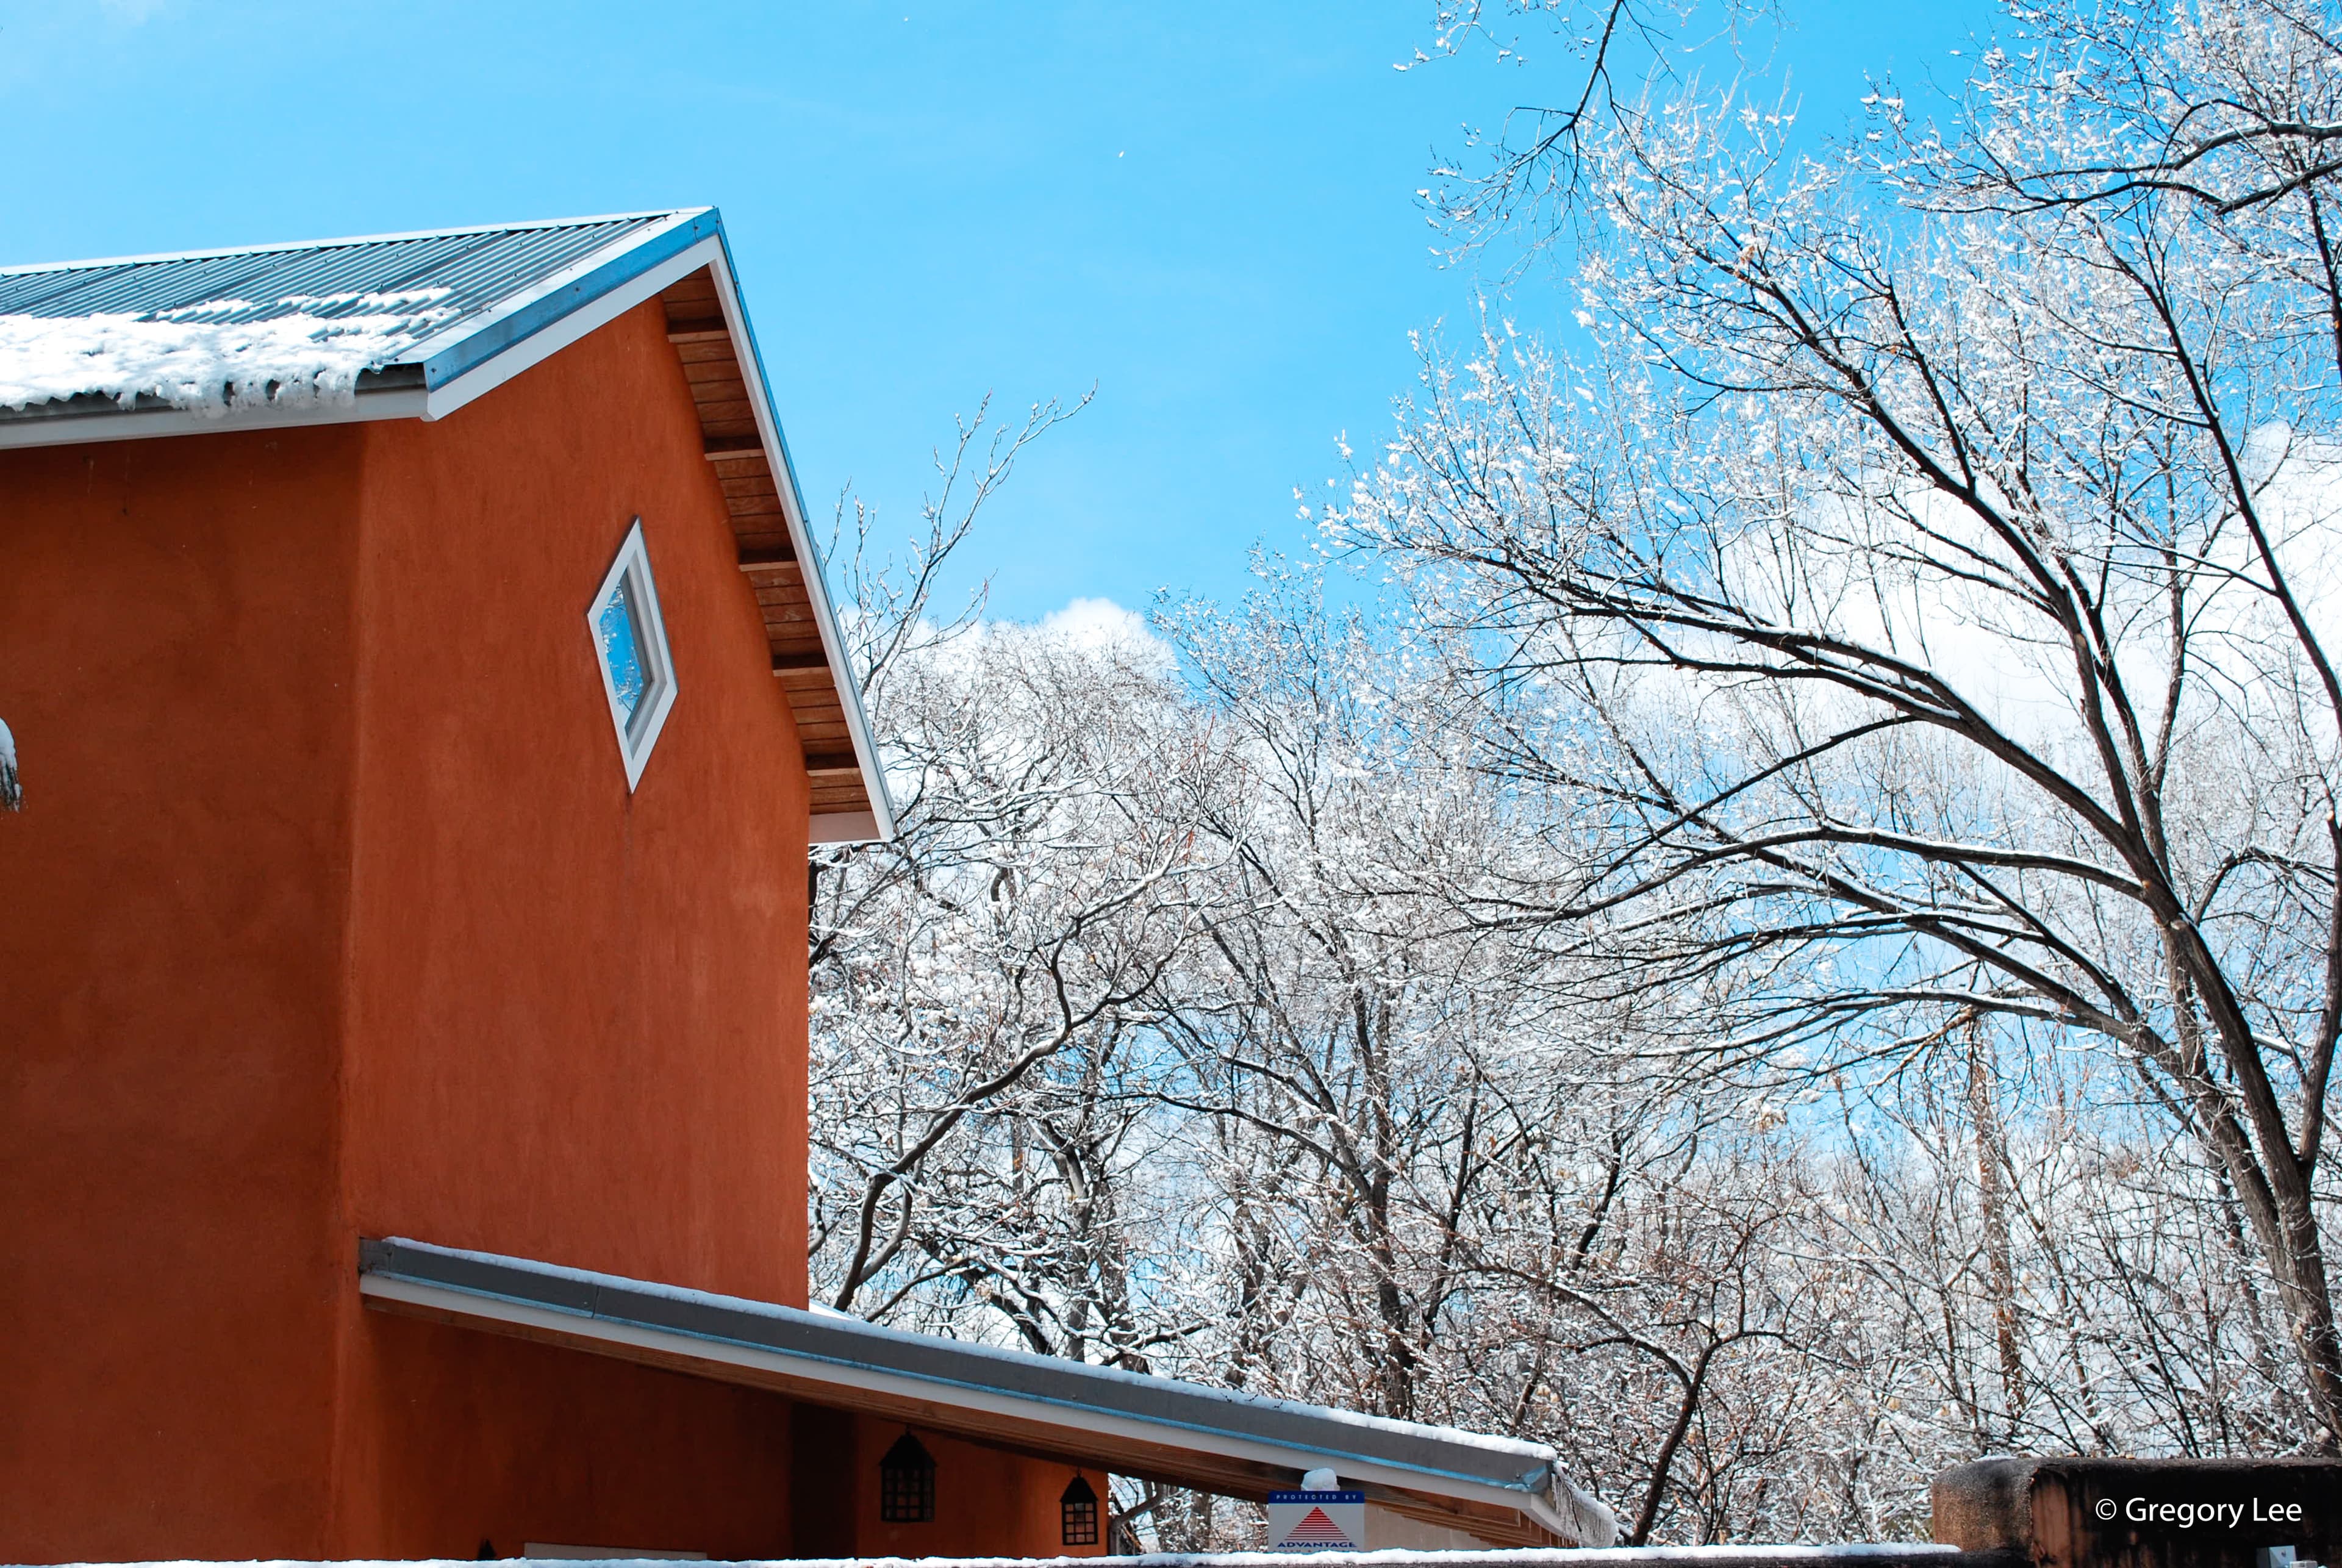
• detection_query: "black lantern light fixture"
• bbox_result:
[1060,1473,1100,1546]
[879,1430,937,1523]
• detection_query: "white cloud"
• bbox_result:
[912,596,1178,683]
[1031,596,1178,674]
[1037,596,1155,651]
[946,599,1171,678]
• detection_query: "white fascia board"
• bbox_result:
[403,209,710,382]
[0,209,703,277]
[809,811,880,845]
[355,1270,1556,1525]
[421,233,723,421]
[703,245,896,843]
[0,384,428,449]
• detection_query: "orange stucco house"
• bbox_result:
[0,210,1611,1566]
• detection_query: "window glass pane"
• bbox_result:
[596,578,648,727]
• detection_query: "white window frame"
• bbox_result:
[586,517,678,790]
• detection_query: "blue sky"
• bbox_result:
[2,0,1997,623]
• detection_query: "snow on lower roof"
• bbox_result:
[42,1548,1975,1568]
[762,1555,1966,1567]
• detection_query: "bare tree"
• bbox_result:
[804,393,1221,1331]
[1414,0,1778,264]
[1336,0,2342,1442]
[803,36,2342,1513]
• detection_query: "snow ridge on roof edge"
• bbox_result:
[40,1552,1974,1568]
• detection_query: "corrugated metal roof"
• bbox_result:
[0,207,726,415]
[0,212,687,354]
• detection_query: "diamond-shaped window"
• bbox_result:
[587,518,677,790]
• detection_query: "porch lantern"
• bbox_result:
[879,1431,936,1523]
[1061,1473,1100,1545]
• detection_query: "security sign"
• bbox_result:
[1266,1489,1366,1551]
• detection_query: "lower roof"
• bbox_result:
[357,1238,1615,1550]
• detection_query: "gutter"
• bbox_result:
[357,1238,1612,1546]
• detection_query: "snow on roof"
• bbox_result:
[0,295,454,415]
[0,210,695,416]
[778,1555,1966,1567]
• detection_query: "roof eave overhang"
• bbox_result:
[694,227,893,844]
[356,1238,1613,1548]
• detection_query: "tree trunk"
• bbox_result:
[1968,1031,2025,1448]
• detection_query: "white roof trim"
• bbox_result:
[421,233,722,421]
[0,382,426,449]
[402,209,707,375]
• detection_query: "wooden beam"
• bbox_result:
[657,273,886,831]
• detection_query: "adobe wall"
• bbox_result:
[0,296,1084,1564]
[0,427,368,1560]
[848,1416,1111,1559]
[328,298,815,1555]
[333,1313,801,1559]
